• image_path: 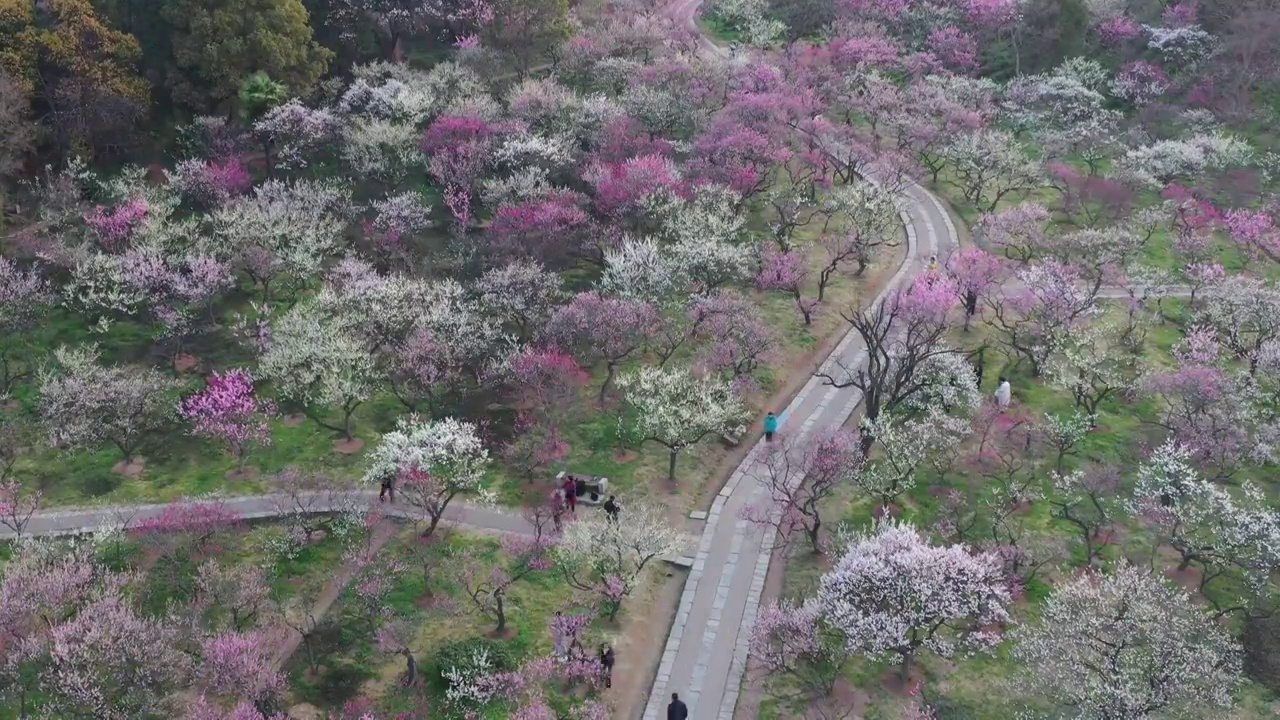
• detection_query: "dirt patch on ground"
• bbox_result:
[332,437,365,455]
[113,457,146,477]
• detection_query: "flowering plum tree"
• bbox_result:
[756,245,820,326]
[458,532,557,634]
[211,179,348,304]
[1133,441,1280,615]
[945,246,1002,330]
[742,429,863,553]
[1012,563,1241,718]
[1044,320,1143,421]
[941,130,1041,212]
[543,291,659,402]
[556,501,687,619]
[38,345,181,465]
[974,202,1052,265]
[615,365,748,482]
[0,257,54,396]
[1046,464,1120,566]
[258,300,379,441]
[365,416,493,538]
[818,272,961,441]
[815,520,1010,679]
[179,369,276,471]
[197,631,284,708]
[987,261,1099,377]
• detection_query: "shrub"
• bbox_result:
[433,636,516,689]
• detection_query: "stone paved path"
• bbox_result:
[1,491,536,540]
[642,180,960,719]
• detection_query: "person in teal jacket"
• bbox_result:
[764,411,778,441]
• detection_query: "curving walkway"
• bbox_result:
[0,492,536,540]
[643,179,959,718]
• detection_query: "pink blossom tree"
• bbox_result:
[756,245,820,326]
[502,348,586,481]
[485,193,595,268]
[817,271,961,448]
[458,533,558,634]
[197,631,285,708]
[0,257,54,396]
[0,478,42,539]
[689,291,778,392]
[180,369,275,472]
[741,429,863,553]
[944,246,1002,330]
[987,261,1099,377]
[815,520,1011,680]
[84,196,149,253]
[974,202,1052,265]
[542,291,659,403]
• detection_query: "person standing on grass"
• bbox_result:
[764,411,779,441]
[379,476,395,503]
[598,644,615,688]
[995,376,1011,410]
[668,692,688,720]
[562,474,578,513]
[603,495,620,523]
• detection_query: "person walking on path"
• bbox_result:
[994,376,1011,410]
[603,495,620,523]
[667,693,688,720]
[379,476,395,503]
[598,644,615,688]
[550,489,565,532]
[764,411,779,442]
[562,475,577,513]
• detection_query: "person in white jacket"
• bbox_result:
[994,377,1011,410]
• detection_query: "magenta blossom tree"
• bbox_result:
[180,369,276,472]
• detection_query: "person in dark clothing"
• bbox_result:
[562,475,578,513]
[603,495,620,522]
[379,477,394,503]
[598,644,615,688]
[668,692,688,720]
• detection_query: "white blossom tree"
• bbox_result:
[364,416,493,538]
[856,411,970,512]
[1012,563,1241,718]
[615,365,748,481]
[1116,132,1254,188]
[1132,440,1280,616]
[556,500,688,619]
[210,179,349,304]
[941,130,1042,212]
[1197,276,1280,373]
[1044,320,1143,421]
[257,299,379,440]
[816,520,1011,680]
[38,345,181,464]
